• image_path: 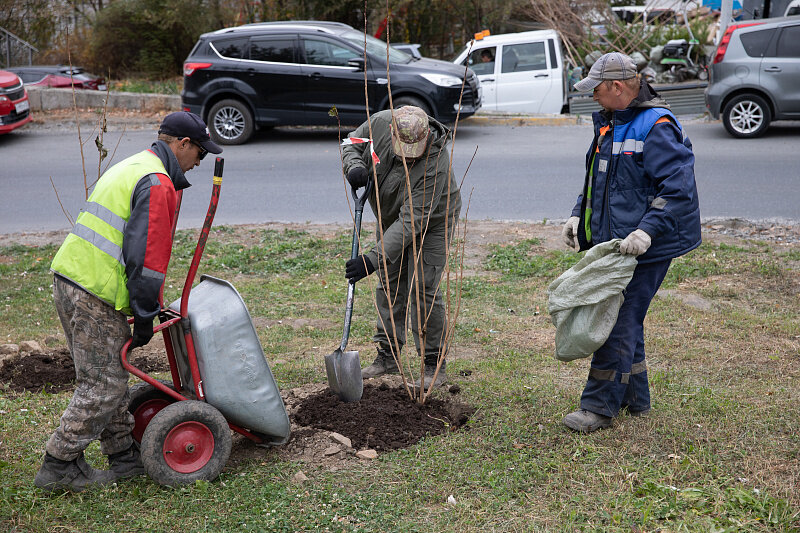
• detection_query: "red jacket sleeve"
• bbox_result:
[123,172,177,322]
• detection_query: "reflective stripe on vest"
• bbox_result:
[71,222,125,267]
[82,201,127,233]
[50,150,168,313]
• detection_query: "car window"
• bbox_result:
[465,47,496,75]
[501,42,547,73]
[740,28,776,57]
[548,39,558,68]
[250,37,296,63]
[18,71,46,83]
[340,29,411,63]
[303,38,359,66]
[775,25,800,57]
[213,37,249,59]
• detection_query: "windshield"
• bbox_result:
[340,29,413,64]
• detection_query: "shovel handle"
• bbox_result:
[340,179,373,352]
[348,180,373,260]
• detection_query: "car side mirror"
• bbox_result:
[348,58,365,71]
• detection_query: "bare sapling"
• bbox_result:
[51,29,125,226]
[336,0,472,404]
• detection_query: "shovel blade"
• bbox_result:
[324,349,363,402]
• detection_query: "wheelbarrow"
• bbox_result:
[120,157,290,487]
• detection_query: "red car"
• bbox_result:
[0,69,32,134]
[7,65,107,91]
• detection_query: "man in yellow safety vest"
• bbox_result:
[35,111,221,493]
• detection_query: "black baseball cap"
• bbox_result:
[158,111,222,154]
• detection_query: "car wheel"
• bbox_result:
[722,94,771,138]
[208,99,254,145]
[391,96,431,117]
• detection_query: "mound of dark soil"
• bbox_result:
[293,382,474,451]
[0,349,170,393]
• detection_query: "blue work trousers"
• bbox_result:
[580,258,671,418]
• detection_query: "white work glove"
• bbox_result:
[561,216,580,250]
[619,229,652,256]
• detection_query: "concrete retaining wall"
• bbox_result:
[25,86,181,113]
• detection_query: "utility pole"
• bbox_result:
[717,0,735,43]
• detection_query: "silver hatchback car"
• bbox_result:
[705,16,800,138]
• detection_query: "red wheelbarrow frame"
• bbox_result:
[120,157,265,445]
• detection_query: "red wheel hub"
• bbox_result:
[162,421,215,473]
[132,399,171,443]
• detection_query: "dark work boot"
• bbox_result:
[108,445,146,479]
[34,452,117,493]
[361,351,400,379]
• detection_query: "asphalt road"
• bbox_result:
[1,118,798,234]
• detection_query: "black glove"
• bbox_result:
[345,255,375,283]
[130,319,154,349]
[346,167,369,189]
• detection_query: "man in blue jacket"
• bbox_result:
[561,52,701,433]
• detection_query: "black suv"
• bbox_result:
[182,21,481,145]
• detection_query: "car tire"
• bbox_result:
[208,99,254,145]
[391,96,431,117]
[722,94,771,139]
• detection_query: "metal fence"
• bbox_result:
[568,83,708,117]
[1,27,38,69]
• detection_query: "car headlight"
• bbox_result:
[420,73,463,87]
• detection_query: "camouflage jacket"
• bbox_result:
[342,109,461,269]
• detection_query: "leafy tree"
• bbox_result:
[88,0,221,77]
[0,0,58,52]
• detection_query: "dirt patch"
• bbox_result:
[0,349,170,393]
[293,382,473,451]
[1,349,474,468]
[224,377,474,470]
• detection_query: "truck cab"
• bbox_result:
[452,29,566,114]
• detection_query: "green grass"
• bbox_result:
[0,225,798,532]
[485,239,581,280]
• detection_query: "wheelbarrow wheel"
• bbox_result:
[140,400,232,486]
[128,380,176,444]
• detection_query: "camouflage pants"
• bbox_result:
[46,276,134,461]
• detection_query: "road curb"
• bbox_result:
[23,87,707,126]
[464,114,587,126]
[25,86,181,113]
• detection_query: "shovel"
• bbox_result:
[325,181,373,402]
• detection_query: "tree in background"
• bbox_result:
[4,0,535,77]
[232,0,532,59]
[0,0,59,51]
[87,0,223,78]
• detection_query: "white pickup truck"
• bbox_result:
[452,29,567,114]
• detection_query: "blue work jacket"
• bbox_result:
[571,87,701,263]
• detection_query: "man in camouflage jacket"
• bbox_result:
[341,105,461,389]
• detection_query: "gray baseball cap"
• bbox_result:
[573,52,638,92]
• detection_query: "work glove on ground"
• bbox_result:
[345,255,375,283]
[130,319,154,348]
[346,166,369,189]
[619,229,652,256]
[562,216,580,250]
